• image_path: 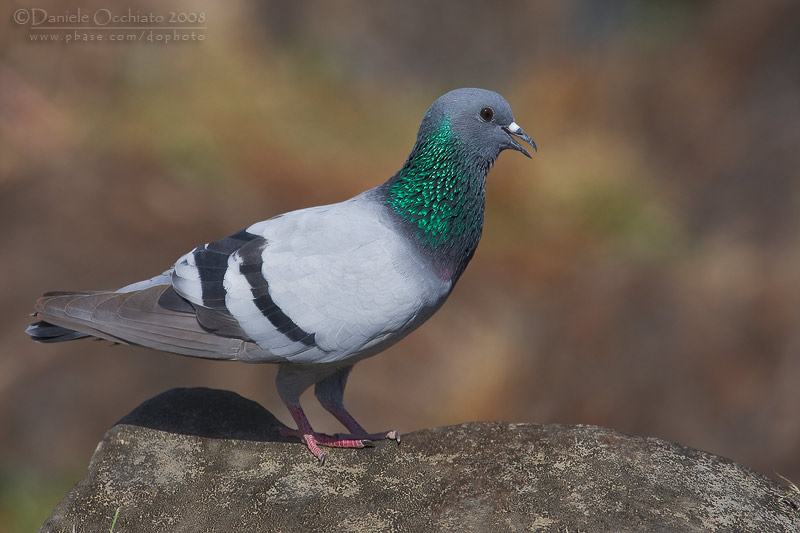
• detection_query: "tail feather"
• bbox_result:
[25,321,89,343]
[27,285,264,361]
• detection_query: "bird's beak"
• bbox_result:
[502,122,537,158]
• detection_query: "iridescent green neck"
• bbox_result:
[385,116,485,252]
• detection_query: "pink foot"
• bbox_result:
[279,426,373,464]
[279,426,374,448]
[282,403,400,464]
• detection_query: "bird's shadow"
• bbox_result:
[115,387,293,443]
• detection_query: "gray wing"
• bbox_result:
[173,195,452,364]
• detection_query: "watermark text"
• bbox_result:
[12,7,206,44]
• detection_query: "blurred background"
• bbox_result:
[2,0,799,529]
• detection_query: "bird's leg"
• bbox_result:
[280,403,325,462]
[314,366,401,443]
[276,365,373,464]
[280,404,372,462]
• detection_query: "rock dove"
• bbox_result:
[26,88,536,463]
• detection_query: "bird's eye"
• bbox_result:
[480,107,494,122]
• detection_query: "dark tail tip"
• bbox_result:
[26,321,88,343]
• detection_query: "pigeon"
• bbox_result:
[26,88,536,463]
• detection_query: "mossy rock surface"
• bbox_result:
[41,388,800,532]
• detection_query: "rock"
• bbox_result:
[41,388,800,532]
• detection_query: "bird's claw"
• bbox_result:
[281,426,374,450]
[385,430,401,443]
[280,423,399,464]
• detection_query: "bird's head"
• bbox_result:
[418,88,536,164]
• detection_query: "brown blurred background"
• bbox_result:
[2,0,799,529]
